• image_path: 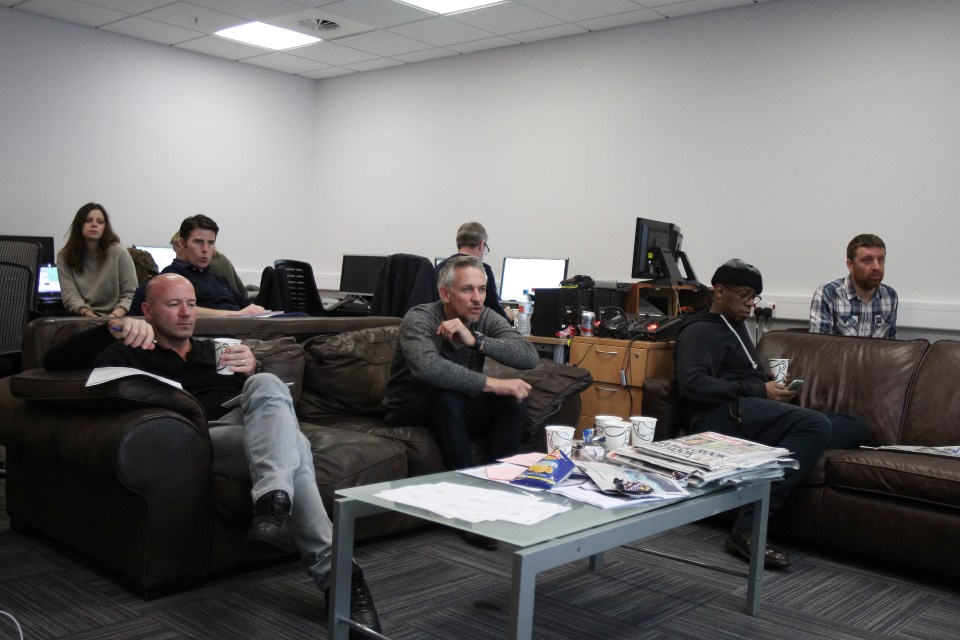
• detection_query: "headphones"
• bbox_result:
[597,306,630,339]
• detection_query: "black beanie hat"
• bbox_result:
[711,259,763,295]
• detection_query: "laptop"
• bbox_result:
[37,264,61,303]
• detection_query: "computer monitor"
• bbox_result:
[499,257,569,302]
[339,255,387,299]
[630,218,698,286]
[134,245,177,272]
[0,235,55,265]
[37,265,61,300]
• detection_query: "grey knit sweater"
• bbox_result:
[383,300,538,412]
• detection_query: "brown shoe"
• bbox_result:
[724,527,791,569]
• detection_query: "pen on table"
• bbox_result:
[109,324,158,343]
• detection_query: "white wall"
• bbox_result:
[0,7,318,280]
[311,0,960,336]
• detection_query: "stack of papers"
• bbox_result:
[608,432,797,487]
[375,481,570,525]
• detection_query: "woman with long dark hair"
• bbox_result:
[56,202,137,317]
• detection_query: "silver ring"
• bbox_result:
[242,359,246,366]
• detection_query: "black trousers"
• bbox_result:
[386,390,528,470]
[693,398,870,529]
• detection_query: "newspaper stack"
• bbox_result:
[607,431,798,487]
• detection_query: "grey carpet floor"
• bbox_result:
[0,477,956,639]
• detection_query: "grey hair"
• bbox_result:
[438,254,485,290]
[455,222,487,249]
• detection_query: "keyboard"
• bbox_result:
[592,280,620,290]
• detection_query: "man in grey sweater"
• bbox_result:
[384,254,538,471]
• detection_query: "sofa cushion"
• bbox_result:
[824,449,960,510]
[300,326,397,419]
[901,340,960,446]
[241,337,305,405]
[757,331,928,445]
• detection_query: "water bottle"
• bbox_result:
[516,306,531,336]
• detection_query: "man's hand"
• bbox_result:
[437,318,475,347]
[765,380,796,403]
[221,344,258,376]
[484,377,532,402]
[228,304,267,316]
[107,317,156,350]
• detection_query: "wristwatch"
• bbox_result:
[471,331,486,351]
[254,361,264,374]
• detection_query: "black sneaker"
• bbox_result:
[324,562,382,637]
[245,490,292,554]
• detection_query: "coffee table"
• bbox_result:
[328,470,772,640]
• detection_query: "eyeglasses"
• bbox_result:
[727,287,761,305]
[483,242,491,256]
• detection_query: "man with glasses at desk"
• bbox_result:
[674,259,870,570]
[436,221,509,320]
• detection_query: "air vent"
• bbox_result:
[298,18,340,32]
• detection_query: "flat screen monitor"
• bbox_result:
[37,265,61,297]
[499,257,569,302]
[339,255,387,297]
[630,218,699,286]
[134,245,177,272]
[0,234,55,265]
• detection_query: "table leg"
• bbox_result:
[745,481,770,615]
[509,552,537,640]
[330,499,358,640]
[588,552,605,571]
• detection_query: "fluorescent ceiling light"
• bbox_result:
[215,22,320,50]
[397,1,508,15]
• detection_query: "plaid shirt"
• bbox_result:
[809,275,898,338]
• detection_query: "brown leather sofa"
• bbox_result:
[642,329,960,578]
[0,316,591,598]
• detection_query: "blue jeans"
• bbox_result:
[693,398,870,530]
[386,389,528,470]
[209,373,332,588]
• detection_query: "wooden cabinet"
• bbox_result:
[570,336,675,433]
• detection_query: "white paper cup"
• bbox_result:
[768,358,789,383]
[593,415,621,440]
[602,420,631,451]
[544,425,576,456]
[214,338,242,375]
[629,416,657,445]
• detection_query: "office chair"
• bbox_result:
[0,261,34,378]
[370,253,438,318]
[272,259,325,316]
[0,239,42,310]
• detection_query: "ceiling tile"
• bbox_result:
[101,16,204,45]
[448,35,519,54]
[17,0,127,27]
[141,1,246,33]
[343,57,405,72]
[392,47,460,64]
[388,16,495,47]
[510,23,587,44]
[301,66,354,79]
[83,0,173,13]
[185,0,308,21]
[449,2,564,36]
[287,40,379,65]
[175,34,268,60]
[517,0,645,23]
[653,0,756,17]
[320,0,434,29]
[333,29,432,56]
[242,51,328,73]
[576,9,664,31]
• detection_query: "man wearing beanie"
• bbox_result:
[674,259,870,568]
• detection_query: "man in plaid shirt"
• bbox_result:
[809,234,898,338]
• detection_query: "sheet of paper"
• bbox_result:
[86,367,182,389]
[498,452,549,467]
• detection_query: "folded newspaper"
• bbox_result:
[861,445,960,459]
[608,431,797,487]
[576,460,688,500]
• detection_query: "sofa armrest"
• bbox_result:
[641,376,685,440]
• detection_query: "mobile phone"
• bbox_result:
[786,379,804,392]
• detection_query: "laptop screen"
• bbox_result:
[38,265,61,296]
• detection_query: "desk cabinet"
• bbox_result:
[570,337,675,433]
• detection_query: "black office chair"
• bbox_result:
[0,240,42,311]
[0,261,34,378]
[370,253,439,318]
[272,259,325,316]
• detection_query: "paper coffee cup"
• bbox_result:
[593,415,621,440]
[544,425,576,456]
[214,338,242,375]
[602,420,631,451]
[768,358,789,383]
[629,416,657,445]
